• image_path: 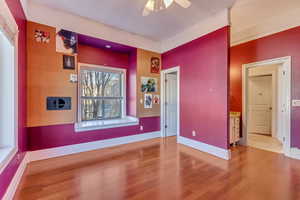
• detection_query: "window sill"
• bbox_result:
[0,146,17,174]
[75,116,139,132]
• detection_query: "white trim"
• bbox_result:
[25,1,161,53]
[27,131,161,162]
[0,0,18,42]
[22,0,230,53]
[77,62,127,124]
[0,0,19,175]
[2,154,28,200]
[1,131,160,199]
[0,147,17,174]
[286,148,300,160]
[231,7,300,47]
[242,56,291,156]
[160,66,180,138]
[75,116,139,132]
[177,136,231,160]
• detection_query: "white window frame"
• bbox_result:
[75,63,138,132]
[0,1,19,174]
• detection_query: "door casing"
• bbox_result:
[242,56,291,155]
[161,66,180,138]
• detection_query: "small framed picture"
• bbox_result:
[144,94,153,109]
[150,57,160,74]
[63,55,75,70]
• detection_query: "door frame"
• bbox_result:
[242,56,291,155]
[160,66,180,138]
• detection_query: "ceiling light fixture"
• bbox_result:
[143,0,191,16]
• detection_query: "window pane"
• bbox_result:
[103,73,121,97]
[81,70,122,97]
[103,99,122,118]
[81,99,103,121]
[81,70,103,97]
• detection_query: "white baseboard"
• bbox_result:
[286,147,300,160]
[27,131,161,162]
[177,136,231,160]
[2,154,28,200]
[1,131,160,200]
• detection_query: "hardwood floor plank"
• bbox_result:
[14,137,300,200]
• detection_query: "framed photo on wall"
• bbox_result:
[141,77,157,92]
[63,55,75,70]
[56,29,78,54]
[150,57,160,74]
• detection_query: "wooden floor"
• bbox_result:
[15,137,300,200]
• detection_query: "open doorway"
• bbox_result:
[242,57,291,154]
[161,67,180,138]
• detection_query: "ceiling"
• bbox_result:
[231,0,300,45]
[29,0,235,41]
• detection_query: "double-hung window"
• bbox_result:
[76,64,138,132]
[0,1,18,173]
[80,66,124,121]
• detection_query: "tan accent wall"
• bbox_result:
[136,49,161,118]
[27,21,77,127]
[26,22,161,127]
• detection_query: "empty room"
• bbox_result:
[1,0,300,199]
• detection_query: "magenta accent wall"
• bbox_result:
[28,117,160,150]
[127,49,137,116]
[230,26,300,148]
[27,44,160,151]
[162,26,230,149]
[0,0,27,198]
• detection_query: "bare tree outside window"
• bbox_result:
[80,68,123,121]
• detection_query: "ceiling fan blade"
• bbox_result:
[174,0,191,8]
[143,7,151,16]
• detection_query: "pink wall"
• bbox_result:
[162,26,230,149]
[27,44,160,150]
[0,0,27,198]
[127,49,137,116]
[230,26,300,148]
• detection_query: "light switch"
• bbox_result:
[70,74,78,83]
[292,100,300,107]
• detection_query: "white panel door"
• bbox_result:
[165,73,177,136]
[248,76,272,135]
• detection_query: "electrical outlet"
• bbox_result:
[140,126,143,131]
[192,130,196,137]
[17,154,21,162]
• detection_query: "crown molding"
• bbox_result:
[231,6,300,47]
[25,1,162,53]
[21,1,230,53]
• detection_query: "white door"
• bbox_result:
[248,75,272,135]
[165,73,177,136]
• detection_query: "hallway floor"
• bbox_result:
[248,133,283,153]
[15,136,300,200]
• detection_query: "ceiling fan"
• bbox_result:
[143,0,191,16]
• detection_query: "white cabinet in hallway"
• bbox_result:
[230,112,240,145]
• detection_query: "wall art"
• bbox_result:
[34,30,50,43]
[144,94,153,109]
[56,29,78,54]
[150,57,160,74]
[141,76,157,92]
